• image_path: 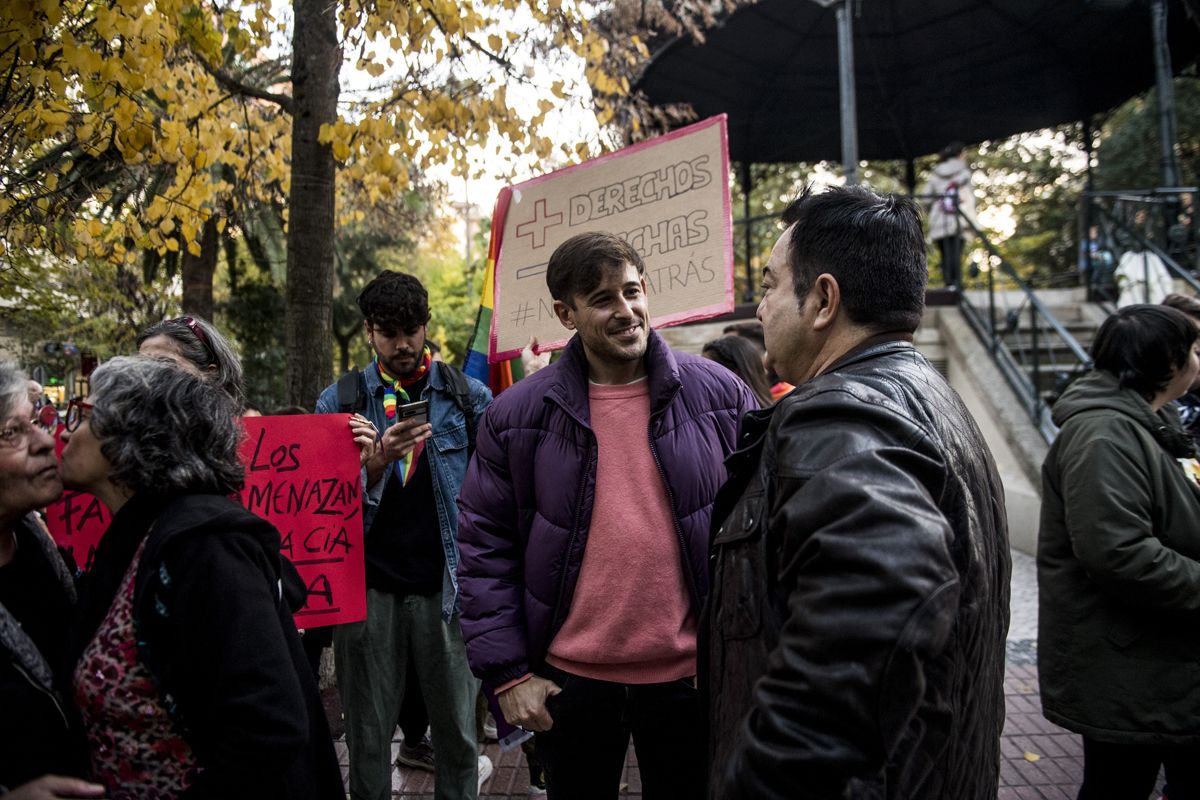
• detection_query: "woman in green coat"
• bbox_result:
[1039,304,1200,798]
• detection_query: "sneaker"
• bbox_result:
[478,754,494,792]
[527,764,547,795]
[482,714,499,743]
[396,736,435,772]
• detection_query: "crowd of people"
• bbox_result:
[1,181,1198,800]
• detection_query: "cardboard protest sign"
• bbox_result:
[239,415,367,627]
[45,424,108,572]
[490,115,733,361]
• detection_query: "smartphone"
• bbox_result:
[397,399,429,427]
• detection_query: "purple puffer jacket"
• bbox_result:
[456,330,756,688]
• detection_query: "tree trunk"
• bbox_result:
[181,216,219,321]
[285,0,339,406]
[333,324,355,373]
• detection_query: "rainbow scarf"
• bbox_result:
[376,346,431,484]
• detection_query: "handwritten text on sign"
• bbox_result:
[45,424,108,572]
[239,415,366,627]
[492,115,733,361]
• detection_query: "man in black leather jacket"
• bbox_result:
[703,185,1011,799]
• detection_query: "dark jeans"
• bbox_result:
[534,664,703,800]
[398,657,429,742]
[1079,737,1200,800]
[937,235,963,287]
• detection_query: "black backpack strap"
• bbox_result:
[438,363,477,455]
[336,368,364,413]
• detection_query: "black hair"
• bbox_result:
[1162,293,1200,323]
[722,320,765,351]
[546,232,645,306]
[780,185,927,333]
[939,141,966,162]
[357,271,430,333]
[702,335,773,408]
[271,405,310,416]
[1092,304,1198,399]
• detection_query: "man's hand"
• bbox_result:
[378,416,432,462]
[348,414,380,468]
[497,676,561,732]
[363,415,433,488]
[521,336,551,376]
[4,775,107,799]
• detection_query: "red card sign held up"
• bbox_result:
[45,424,109,572]
[239,415,367,627]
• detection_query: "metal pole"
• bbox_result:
[1151,0,1182,188]
[1082,119,1095,301]
[836,0,859,185]
[742,162,754,303]
[1030,303,1041,420]
[988,255,997,354]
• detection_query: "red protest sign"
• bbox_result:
[239,415,366,627]
[45,424,108,572]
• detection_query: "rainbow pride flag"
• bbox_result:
[463,188,525,395]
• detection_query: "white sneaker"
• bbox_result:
[478,754,494,793]
[482,714,499,743]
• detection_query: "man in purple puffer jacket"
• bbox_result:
[457,232,755,799]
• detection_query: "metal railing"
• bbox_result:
[731,191,1095,443]
[1081,188,1200,305]
[953,212,1092,443]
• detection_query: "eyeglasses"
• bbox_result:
[169,316,215,364]
[64,398,94,433]
[0,417,41,450]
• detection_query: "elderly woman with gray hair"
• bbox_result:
[0,362,104,799]
[58,356,340,800]
[136,316,245,411]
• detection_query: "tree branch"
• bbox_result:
[195,52,293,114]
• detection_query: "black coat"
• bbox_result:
[0,515,83,791]
[67,493,342,800]
[703,340,1011,799]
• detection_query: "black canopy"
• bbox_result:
[635,0,1200,164]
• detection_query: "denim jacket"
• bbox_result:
[315,361,492,620]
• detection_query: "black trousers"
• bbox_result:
[535,663,703,800]
[1079,737,1200,800]
[937,235,963,287]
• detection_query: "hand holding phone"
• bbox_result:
[397,399,429,427]
[379,403,432,463]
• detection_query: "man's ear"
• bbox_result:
[363,320,372,339]
[553,299,576,330]
[811,273,841,332]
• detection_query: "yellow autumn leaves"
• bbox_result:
[2,0,633,266]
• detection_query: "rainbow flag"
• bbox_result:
[463,188,525,395]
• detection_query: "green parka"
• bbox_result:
[1039,369,1200,745]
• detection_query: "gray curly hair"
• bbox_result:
[89,356,245,495]
[0,362,29,422]
[135,315,245,411]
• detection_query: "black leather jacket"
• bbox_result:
[703,340,1011,799]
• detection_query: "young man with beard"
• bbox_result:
[316,271,493,800]
[704,185,1010,799]
[456,232,757,799]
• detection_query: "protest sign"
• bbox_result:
[44,415,366,627]
[239,415,367,627]
[490,115,733,361]
[45,424,107,572]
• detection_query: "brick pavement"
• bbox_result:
[334,550,1158,798]
[335,650,1131,799]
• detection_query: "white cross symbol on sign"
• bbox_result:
[514,199,564,250]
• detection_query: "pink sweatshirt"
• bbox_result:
[545,378,697,684]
